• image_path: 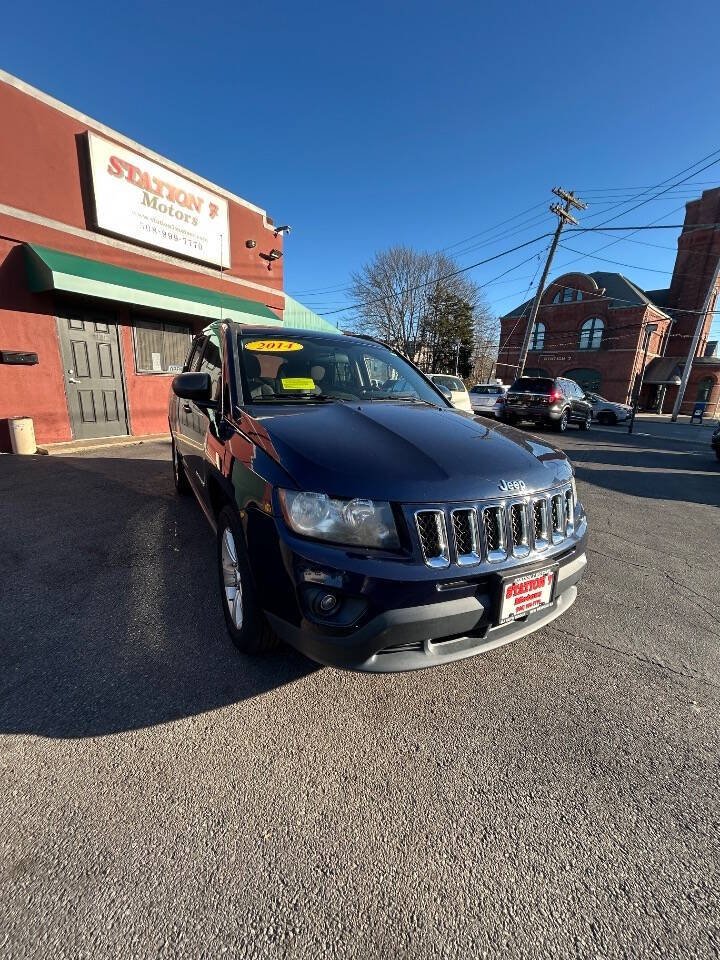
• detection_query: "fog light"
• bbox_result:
[318,593,338,613]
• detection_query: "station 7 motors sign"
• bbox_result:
[87,132,231,268]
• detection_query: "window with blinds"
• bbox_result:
[133,318,192,374]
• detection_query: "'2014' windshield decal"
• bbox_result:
[245,340,303,352]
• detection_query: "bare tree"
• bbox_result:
[349,246,484,362]
[471,303,500,383]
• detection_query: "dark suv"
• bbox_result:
[169,323,588,672]
[503,376,593,432]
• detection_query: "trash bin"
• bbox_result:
[8,416,37,454]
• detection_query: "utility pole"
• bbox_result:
[670,255,720,421]
[516,188,587,379]
[628,322,657,434]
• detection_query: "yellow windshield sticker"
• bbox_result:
[245,340,303,352]
[281,377,316,391]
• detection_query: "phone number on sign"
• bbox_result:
[136,221,205,252]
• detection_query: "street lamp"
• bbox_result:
[628,323,658,435]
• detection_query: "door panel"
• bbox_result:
[57,311,129,440]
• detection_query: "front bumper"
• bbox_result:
[266,535,587,672]
[596,408,631,422]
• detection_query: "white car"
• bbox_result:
[429,374,473,412]
[469,382,508,417]
[585,391,632,425]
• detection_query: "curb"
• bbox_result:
[38,435,170,456]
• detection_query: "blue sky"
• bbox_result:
[3,0,720,339]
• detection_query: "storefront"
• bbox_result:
[0,70,334,449]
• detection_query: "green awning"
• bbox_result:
[24,243,283,326]
[281,294,341,334]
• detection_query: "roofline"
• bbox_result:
[501,271,672,321]
[0,69,276,231]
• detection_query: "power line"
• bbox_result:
[318,230,555,317]
[439,201,548,254]
[576,147,720,229]
[308,150,720,320]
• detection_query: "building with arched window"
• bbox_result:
[528,322,545,351]
[497,196,720,416]
[579,317,604,350]
[696,376,716,403]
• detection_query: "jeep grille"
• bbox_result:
[414,482,576,568]
[414,509,450,568]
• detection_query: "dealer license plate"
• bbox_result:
[499,568,556,625]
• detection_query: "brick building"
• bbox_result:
[0,70,333,450]
[497,188,720,417]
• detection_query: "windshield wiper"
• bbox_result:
[370,395,438,405]
[250,394,343,404]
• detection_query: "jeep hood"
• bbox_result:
[247,402,572,502]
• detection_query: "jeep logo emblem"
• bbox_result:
[498,479,526,493]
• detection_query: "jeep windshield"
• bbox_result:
[237,333,444,406]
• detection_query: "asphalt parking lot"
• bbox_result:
[1,428,719,959]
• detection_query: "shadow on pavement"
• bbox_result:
[0,451,317,739]
[566,432,720,508]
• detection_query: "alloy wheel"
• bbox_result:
[221,527,243,629]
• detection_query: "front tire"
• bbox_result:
[216,506,280,655]
[578,412,591,431]
[172,438,191,495]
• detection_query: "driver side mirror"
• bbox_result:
[172,372,218,409]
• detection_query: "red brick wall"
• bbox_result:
[0,239,71,444]
[666,188,720,350]
[0,75,287,448]
[497,274,669,403]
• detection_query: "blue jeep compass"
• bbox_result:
[169,322,588,672]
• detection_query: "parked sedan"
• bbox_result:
[429,374,473,412]
[585,391,632,425]
[469,382,508,417]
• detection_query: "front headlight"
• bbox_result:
[278,490,400,548]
